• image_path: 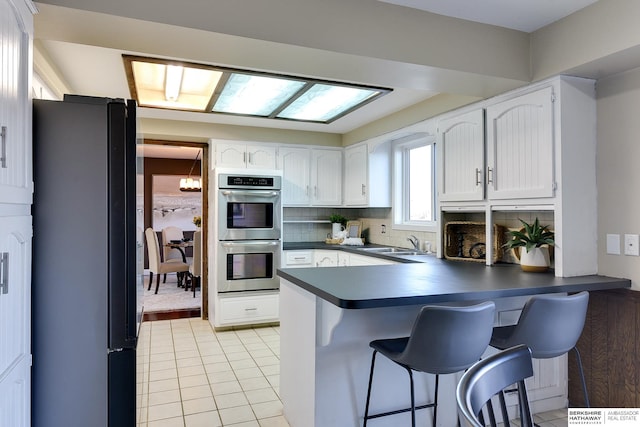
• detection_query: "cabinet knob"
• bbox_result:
[475,168,482,186]
[362,184,366,195]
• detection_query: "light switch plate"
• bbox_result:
[624,234,640,256]
[607,234,621,255]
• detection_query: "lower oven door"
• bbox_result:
[217,240,281,293]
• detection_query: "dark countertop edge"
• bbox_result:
[277,268,631,310]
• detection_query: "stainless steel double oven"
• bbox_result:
[216,172,282,293]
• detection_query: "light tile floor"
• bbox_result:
[137,318,289,427]
[137,318,569,427]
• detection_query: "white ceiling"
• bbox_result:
[33,0,601,161]
[379,0,599,32]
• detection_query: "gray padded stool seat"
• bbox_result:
[363,301,496,427]
[456,344,535,427]
[490,291,590,408]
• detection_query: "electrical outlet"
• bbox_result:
[624,234,640,256]
[381,224,386,234]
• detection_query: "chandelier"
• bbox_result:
[179,150,202,192]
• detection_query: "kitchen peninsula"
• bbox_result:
[277,258,630,427]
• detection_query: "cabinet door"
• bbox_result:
[311,149,342,206]
[279,147,311,206]
[438,109,485,202]
[313,250,338,267]
[246,144,277,169]
[486,87,554,200]
[343,144,367,205]
[0,0,32,204]
[0,355,30,427]
[0,215,31,383]
[215,143,247,168]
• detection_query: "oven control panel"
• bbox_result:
[219,174,282,190]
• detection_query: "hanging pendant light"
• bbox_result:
[179,150,202,192]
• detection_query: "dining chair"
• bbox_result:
[456,344,535,427]
[145,228,189,294]
[187,230,201,297]
[162,225,185,283]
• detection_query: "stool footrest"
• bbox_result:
[364,402,435,420]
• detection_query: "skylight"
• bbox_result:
[123,55,391,124]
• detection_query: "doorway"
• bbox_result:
[142,140,209,320]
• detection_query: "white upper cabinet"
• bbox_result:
[213,140,277,169]
[0,0,33,205]
[278,146,342,206]
[343,140,391,207]
[438,109,485,202]
[311,149,342,206]
[279,146,311,205]
[486,86,554,200]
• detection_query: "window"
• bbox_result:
[393,133,437,231]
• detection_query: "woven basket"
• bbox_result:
[444,221,506,263]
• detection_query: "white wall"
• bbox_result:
[596,66,640,289]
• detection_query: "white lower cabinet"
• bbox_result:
[313,250,338,267]
[0,215,32,402]
[0,355,30,427]
[282,250,313,268]
[283,249,398,268]
[345,253,396,266]
[216,292,279,327]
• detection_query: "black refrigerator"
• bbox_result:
[32,95,143,427]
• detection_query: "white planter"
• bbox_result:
[331,223,345,238]
[519,246,551,272]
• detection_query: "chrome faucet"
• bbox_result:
[407,235,420,251]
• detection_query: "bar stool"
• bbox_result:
[489,291,590,410]
[363,301,496,427]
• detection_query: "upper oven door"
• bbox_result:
[217,189,281,241]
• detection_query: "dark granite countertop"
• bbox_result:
[277,255,631,309]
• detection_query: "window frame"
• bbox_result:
[392,133,438,232]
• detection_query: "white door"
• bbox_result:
[486,87,555,200]
[438,109,485,202]
[279,147,311,206]
[311,149,342,206]
[343,144,368,205]
[0,0,32,204]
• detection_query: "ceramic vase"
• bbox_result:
[519,246,551,272]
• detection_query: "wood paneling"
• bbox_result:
[569,289,640,407]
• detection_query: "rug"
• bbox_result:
[143,272,201,312]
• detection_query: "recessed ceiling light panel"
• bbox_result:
[212,73,306,116]
[277,84,380,122]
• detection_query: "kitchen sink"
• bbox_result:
[360,247,425,256]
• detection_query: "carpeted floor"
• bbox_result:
[143,272,201,313]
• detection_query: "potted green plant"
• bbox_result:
[329,214,348,238]
[504,218,555,272]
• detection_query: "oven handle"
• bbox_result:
[220,241,280,248]
[220,190,279,197]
